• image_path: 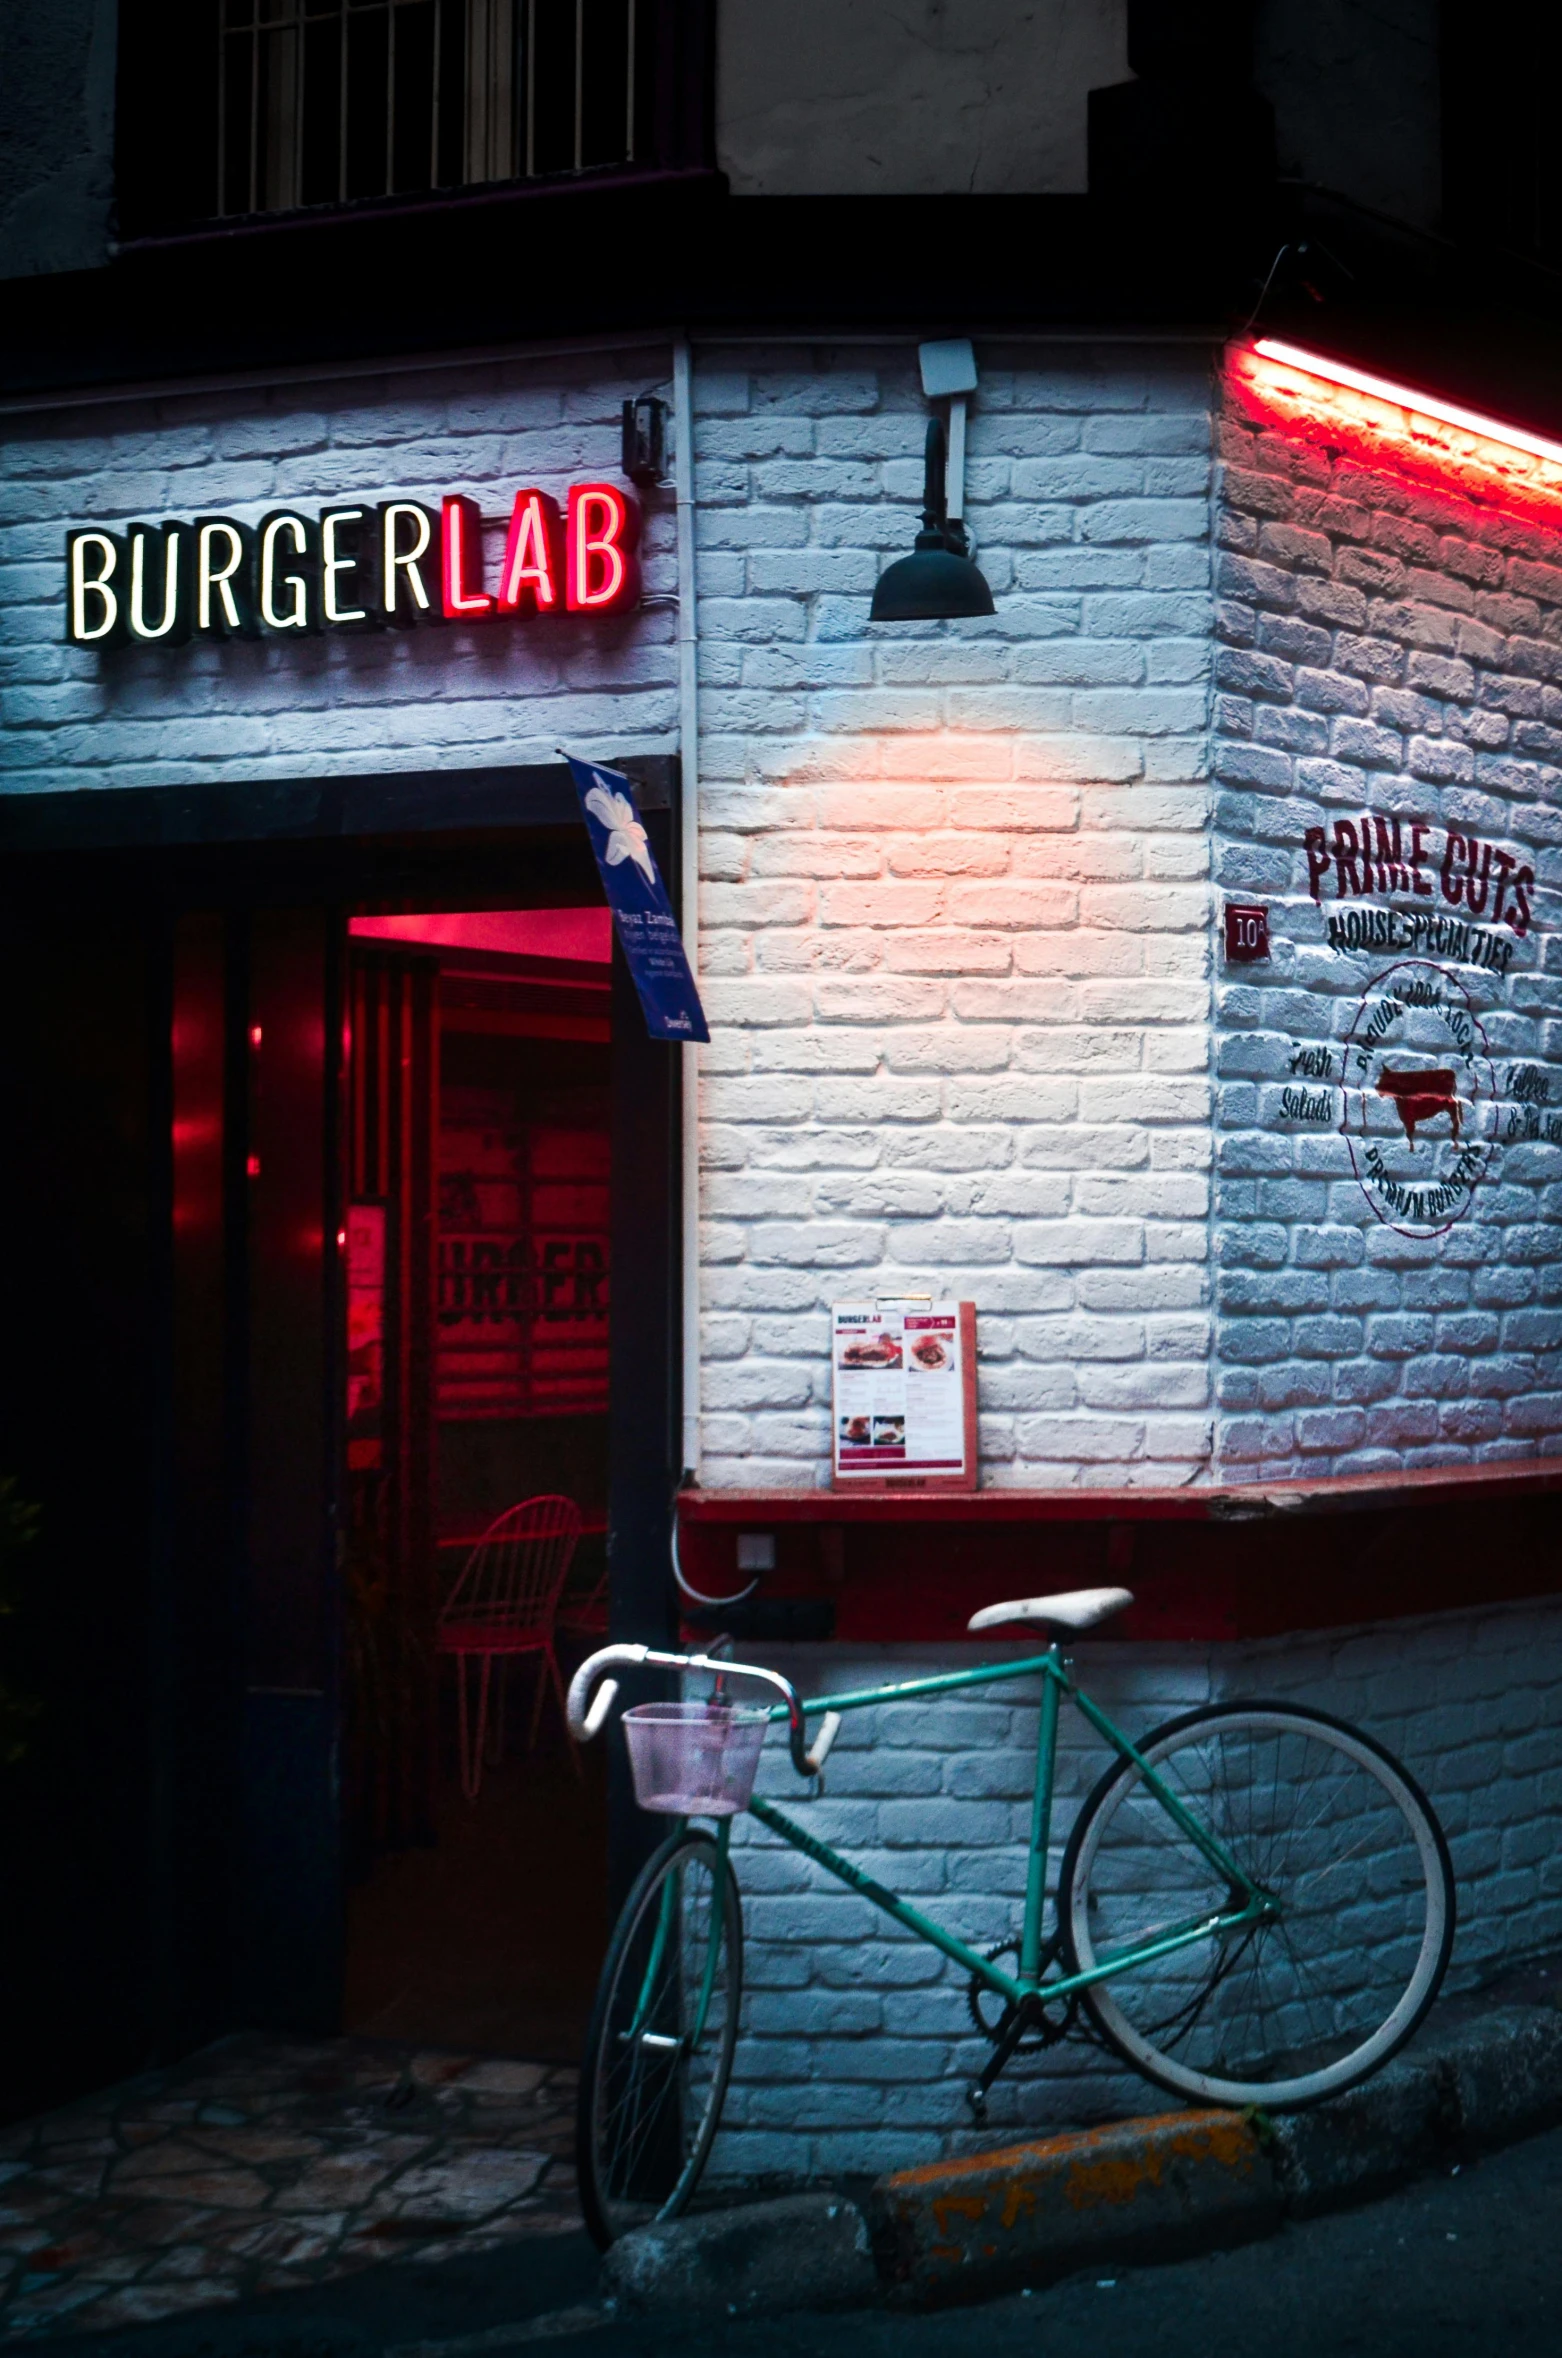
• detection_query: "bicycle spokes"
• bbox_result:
[1064,1707,1452,2104]
[580,1832,742,2247]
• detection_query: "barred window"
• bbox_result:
[116,0,714,236]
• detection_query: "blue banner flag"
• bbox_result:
[562,752,710,1043]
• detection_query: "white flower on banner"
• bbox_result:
[584,784,656,884]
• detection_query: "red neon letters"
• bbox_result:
[566,483,640,612]
[499,490,562,613]
[441,495,494,620]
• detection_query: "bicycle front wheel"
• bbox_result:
[577,1827,743,2249]
[1059,1701,1454,2110]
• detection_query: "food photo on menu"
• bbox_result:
[839,1328,903,1370]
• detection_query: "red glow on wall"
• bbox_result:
[566,483,639,612]
[499,489,562,612]
[441,494,493,619]
[1233,339,1562,520]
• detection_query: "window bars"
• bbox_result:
[217,0,637,218]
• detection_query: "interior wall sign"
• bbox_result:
[64,482,641,646]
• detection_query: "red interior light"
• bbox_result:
[566,483,640,612]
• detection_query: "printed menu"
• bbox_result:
[831,1300,976,1488]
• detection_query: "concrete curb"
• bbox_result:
[872,2108,1278,2304]
[602,2192,879,2321]
[603,2001,1562,2315]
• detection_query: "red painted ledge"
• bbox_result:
[680,1459,1562,1526]
[676,1461,1562,1645]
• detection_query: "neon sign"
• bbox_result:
[65,483,642,646]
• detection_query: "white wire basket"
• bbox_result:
[621,1702,769,1816]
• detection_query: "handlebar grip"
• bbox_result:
[583,1678,619,1740]
[567,1643,649,1740]
[803,1711,843,1777]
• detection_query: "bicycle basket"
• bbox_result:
[621,1702,769,1816]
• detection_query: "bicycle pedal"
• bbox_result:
[966,2083,988,2122]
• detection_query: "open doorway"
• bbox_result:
[340,904,612,2059]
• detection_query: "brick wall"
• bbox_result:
[0,351,679,788]
[1212,368,1562,1478]
[694,345,1217,1491]
[711,1594,1562,2182]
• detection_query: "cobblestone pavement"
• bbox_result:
[0,2036,579,2342]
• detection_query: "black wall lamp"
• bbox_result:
[870,339,995,621]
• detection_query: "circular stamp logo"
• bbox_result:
[1343,961,1495,1237]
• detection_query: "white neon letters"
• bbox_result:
[320,509,369,627]
[69,532,120,643]
[197,521,250,633]
[381,502,434,621]
[259,514,312,631]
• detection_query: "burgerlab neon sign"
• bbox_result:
[65,482,640,645]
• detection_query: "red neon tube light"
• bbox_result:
[1251,339,1562,472]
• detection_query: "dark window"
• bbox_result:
[116,0,714,237]
[1443,1,1562,262]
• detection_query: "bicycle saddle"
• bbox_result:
[967,1588,1133,1635]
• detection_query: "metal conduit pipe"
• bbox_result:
[672,332,701,1489]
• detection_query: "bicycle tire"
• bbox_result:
[1058,1700,1454,2110]
[576,1827,743,2250]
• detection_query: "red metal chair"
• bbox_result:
[436,1495,582,1800]
[557,1561,609,1642]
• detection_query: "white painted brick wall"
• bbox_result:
[694,345,1218,1490]
[0,353,680,788]
[1212,376,1562,1477]
[710,1598,1562,2183]
[4,343,1222,1487]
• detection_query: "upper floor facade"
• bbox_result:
[0,3,1541,284]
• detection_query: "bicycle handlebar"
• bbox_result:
[565,1644,842,1782]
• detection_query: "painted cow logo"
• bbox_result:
[1374,1066,1461,1145]
[1344,963,1494,1237]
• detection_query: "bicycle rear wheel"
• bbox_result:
[577,1827,743,2249]
[1059,1701,1454,2109]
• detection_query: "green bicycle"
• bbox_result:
[567,1584,1455,2250]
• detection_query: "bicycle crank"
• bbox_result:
[966,1939,1078,2055]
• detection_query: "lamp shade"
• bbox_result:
[870,530,996,621]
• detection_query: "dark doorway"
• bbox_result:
[339,906,614,2059]
[0,763,681,2118]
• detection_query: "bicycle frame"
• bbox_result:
[738,1647,1270,2016]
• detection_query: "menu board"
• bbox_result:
[831,1301,977,1490]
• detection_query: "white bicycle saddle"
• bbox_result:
[966,1587,1133,1635]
